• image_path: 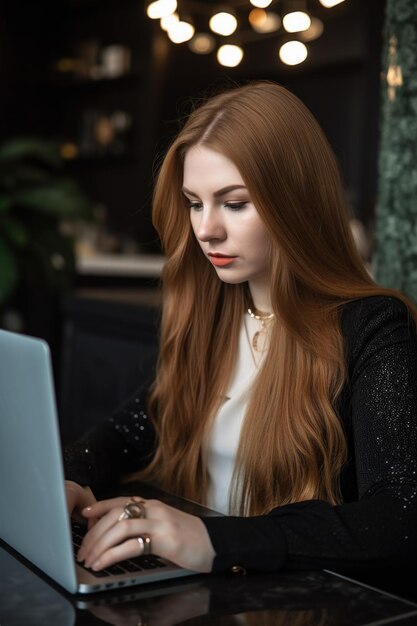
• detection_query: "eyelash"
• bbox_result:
[188,201,203,211]
[225,202,248,211]
[187,201,248,212]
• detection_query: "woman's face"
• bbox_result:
[183,145,272,298]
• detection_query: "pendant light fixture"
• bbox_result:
[146,1,348,68]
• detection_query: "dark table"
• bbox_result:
[1,483,417,626]
[2,543,417,626]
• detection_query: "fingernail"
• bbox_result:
[91,560,101,570]
[83,506,92,512]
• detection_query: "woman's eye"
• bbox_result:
[188,201,203,211]
[224,201,248,211]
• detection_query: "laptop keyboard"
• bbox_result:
[72,522,167,578]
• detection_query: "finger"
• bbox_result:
[82,496,146,518]
[82,496,131,517]
[81,501,178,567]
[79,504,149,563]
[90,537,150,571]
[83,519,152,568]
[66,483,97,523]
[87,517,98,531]
[82,488,97,509]
[78,507,123,561]
[77,494,97,523]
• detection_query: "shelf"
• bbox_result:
[33,0,156,243]
[76,253,165,278]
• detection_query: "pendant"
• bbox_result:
[252,328,268,352]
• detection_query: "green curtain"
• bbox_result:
[374,0,417,303]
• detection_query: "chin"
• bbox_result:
[213,270,248,285]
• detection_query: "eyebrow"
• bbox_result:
[182,184,248,198]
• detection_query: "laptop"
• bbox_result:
[0,328,220,594]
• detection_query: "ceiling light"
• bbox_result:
[217,44,244,67]
[160,12,179,31]
[209,12,238,36]
[279,40,308,65]
[249,9,281,33]
[299,17,324,41]
[249,0,273,7]
[146,0,332,69]
[189,33,216,54]
[319,0,345,6]
[167,20,195,43]
[282,11,311,33]
[147,0,177,20]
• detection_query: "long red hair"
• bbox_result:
[136,82,416,515]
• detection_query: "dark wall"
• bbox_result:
[0,0,385,244]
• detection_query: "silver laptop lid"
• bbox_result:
[0,329,78,593]
[0,329,199,594]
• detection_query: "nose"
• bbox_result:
[193,208,226,242]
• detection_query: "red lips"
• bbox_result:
[208,253,237,267]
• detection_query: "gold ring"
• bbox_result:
[137,535,151,555]
[118,500,146,521]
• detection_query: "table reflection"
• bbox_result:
[78,570,417,626]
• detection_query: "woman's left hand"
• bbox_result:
[76,496,216,573]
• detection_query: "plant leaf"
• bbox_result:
[12,181,91,218]
[0,137,61,169]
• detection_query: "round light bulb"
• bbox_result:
[282,11,311,33]
[217,44,243,67]
[189,33,216,54]
[249,9,281,33]
[249,8,266,28]
[279,41,308,65]
[160,12,179,31]
[167,20,195,43]
[147,0,177,20]
[299,17,324,42]
[249,0,272,7]
[319,0,345,7]
[209,12,237,36]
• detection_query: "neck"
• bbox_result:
[248,281,272,315]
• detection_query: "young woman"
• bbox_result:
[65,81,417,575]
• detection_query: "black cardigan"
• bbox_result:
[64,296,417,572]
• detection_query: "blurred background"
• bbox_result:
[0,0,382,250]
[0,0,392,440]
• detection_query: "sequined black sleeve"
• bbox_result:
[63,386,156,496]
[202,296,417,572]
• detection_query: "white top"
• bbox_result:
[205,313,267,514]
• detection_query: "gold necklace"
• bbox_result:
[247,307,274,352]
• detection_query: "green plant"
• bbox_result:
[0,137,92,309]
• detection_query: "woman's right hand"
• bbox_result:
[65,480,97,526]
